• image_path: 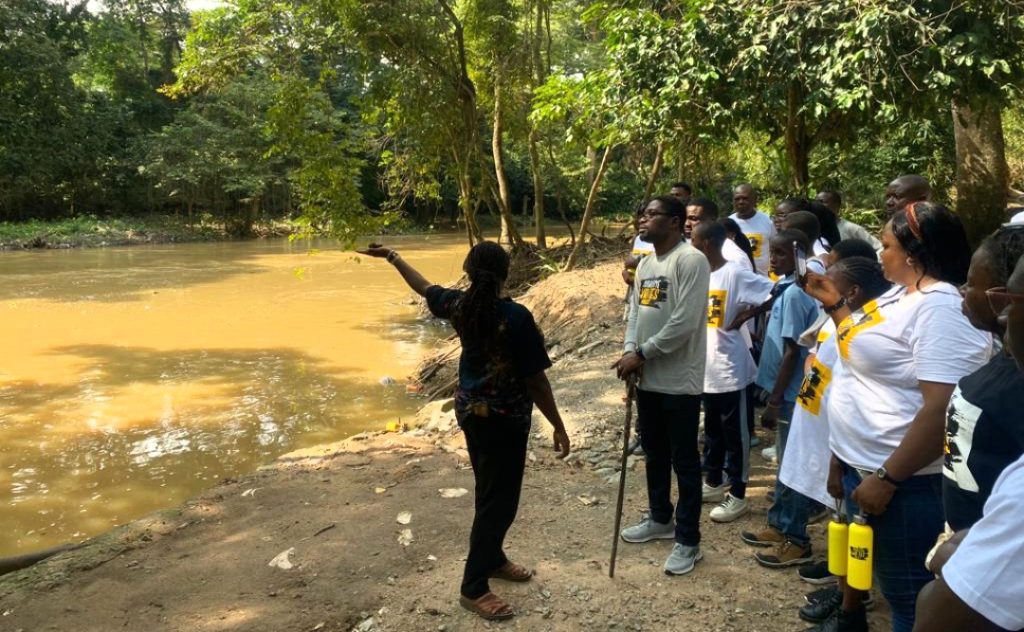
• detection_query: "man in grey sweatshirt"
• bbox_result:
[612,194,711,576]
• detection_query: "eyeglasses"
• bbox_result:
[986,286,1024,315]
[640,210,671,220]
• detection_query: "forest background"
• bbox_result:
[6,0,1024,260]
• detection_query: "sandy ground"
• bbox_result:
[0,262,891,632]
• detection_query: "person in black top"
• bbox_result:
[358,241,570,622]
[943,224,1024,530]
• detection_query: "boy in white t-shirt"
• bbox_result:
[691,222,774,523]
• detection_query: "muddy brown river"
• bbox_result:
[0,235,471,557]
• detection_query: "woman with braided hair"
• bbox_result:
[359,240,570,622]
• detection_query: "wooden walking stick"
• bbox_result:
[609,374,637,578]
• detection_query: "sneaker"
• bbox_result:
[808,506,829,525]
[663,543,703,576]
[799,560,837,585]
[710,493,749,523]
[806,586,875,610]
[627,435,644,457]
[620,512,674,543]
[740,526,784,547]
[702,481,728,503]
[802,607,868,632]
[761,445,777,462]
[755,540,813,568]
[799,585,841,623]
[750,434,761,447]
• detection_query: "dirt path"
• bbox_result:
[0,263,891,632]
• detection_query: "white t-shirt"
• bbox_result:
[813,238,829,256]
[780,320,839,506]
[943,453,1024,630]
[729,210,775,276]
[1010,210,1024,225]
[632,235,655,256]
[828,284,993,474]
[723,238,754,273]
[703,261,774,393]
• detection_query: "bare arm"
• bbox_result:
[913,578,1001,632]
[524,371,570,457]
[884,381,955,481]
[357,245,433,296]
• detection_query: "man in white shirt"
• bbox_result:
[685,198,754,273]
[815,190,881,251]
[729,184,775,276]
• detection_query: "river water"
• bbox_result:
[0,234,471,557]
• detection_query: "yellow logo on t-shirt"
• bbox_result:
[797,356,833,415]
[638,277,668,307]
[837,299,885,360]
[707,289,727,328]
[747,234,764,259]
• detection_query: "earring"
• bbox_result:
[906,257,914,267]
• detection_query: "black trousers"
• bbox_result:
[637,389,702,546]
[702,389,750,499]
[459,414,529,599]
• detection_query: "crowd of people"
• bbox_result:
[617,179,1024,632]
[360,176,1024,630]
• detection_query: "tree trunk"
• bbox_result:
[490,73,524,248]
[458,171,482,247]
[784,80,811,192]
[529,0,547,249]
[643,141,666,202]
[677,137,686,182]
[564,146,614,270]
[952,97,1009,245]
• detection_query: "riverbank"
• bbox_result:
[0,215,297,250]
[0,260,891,632]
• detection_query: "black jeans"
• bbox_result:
[702,389,750,499]
[637,389,702,546]
[459,414,530,599]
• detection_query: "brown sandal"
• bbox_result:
[459,592,515,620]
[490,561,534,582]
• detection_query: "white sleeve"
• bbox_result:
[909,299,991,384]
[943,457,1024,630]
[735,269,775,305]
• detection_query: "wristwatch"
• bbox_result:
[875,466,896,484]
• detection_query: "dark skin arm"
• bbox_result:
[852,381,954,514]
[928,529,968,575]
[726,297,774,331]
[622,254,641,285]
[762,339,800,423]
[523,371,571,458]
[913,577,1002,632]
[356,244,432,296]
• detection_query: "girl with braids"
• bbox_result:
[803,202,991,632]
[358,241,570,622]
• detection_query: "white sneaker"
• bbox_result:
[663,543,703,576]
[701,481,728,503]
[710,493,749,523]
[761,446,777,463]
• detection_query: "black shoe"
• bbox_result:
[803,607,868,632]
[628,435,645,457]
[799,587,841,623]
[805,586,875,610]
[799,560,837,585]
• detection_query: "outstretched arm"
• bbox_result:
[358,244,433,296]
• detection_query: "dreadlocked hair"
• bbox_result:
[451,241,511,362]
[979,224,1024,285]
[832,256,892,302]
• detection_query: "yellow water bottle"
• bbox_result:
[827,512,849,577]
[847,514,873,590]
